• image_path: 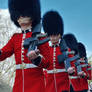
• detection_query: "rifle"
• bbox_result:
[57,39,75,71]
[84,58,91,70]
[23,23,50,55]
[74,57,88,78]
[87,67,92,70]
[79,58,92,71]
[74,59,82,74]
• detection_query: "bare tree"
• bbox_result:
[0,9,21,91]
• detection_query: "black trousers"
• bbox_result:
[70,85,74,92]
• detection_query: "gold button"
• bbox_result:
[21,58,24,61]
[54,68,57,73]
[22,51,24,53]
[22,48,24,50]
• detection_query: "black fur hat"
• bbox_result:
[8,0,41,29]
[63,33,78,55]
[42,10,64,36]
[78,42,87,58]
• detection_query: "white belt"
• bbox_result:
[80,64,88,67]
[80,60,85,63]
[16,63,37,69]
[69,76,79,79]
[47,69,66,74]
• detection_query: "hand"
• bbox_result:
[67,67,75,75]
[27,49,40,60]
[78,71,86,77]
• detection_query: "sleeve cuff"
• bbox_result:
[31,56,42,66]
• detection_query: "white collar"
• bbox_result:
[49,39,61,47]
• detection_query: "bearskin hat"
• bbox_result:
[63,33,78,55]
[8,0,41,29]
[78,42,87,58]
[42,10,64,36]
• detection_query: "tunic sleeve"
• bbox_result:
[68,48,76,67]
[0,34,15,61]
[36,37,50,68]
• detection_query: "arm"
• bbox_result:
[87,63,92,80]
[67,51,76,75]
[27,37,50,68]
[0,34,15,61]
[34,41,50,69]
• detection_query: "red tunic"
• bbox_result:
[0,32,49,92]
[40,44,75,92]
[77,62,92,91]
[79,62,89,91]
[70,77,82,92]
[70,60,89,91]
[69,60,83,92]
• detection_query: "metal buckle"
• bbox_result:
[53,68,57,73]
[20,63,26,69]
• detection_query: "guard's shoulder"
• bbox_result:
[13,33,21,37]
[11,33,21,39]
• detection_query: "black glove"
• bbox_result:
[31,56,41,66]
[0,50,1,55]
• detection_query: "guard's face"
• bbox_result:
[80,57,85,60]
[17,16,32,27]
[50,34,61,44]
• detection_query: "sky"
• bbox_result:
[0,0,92,56]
